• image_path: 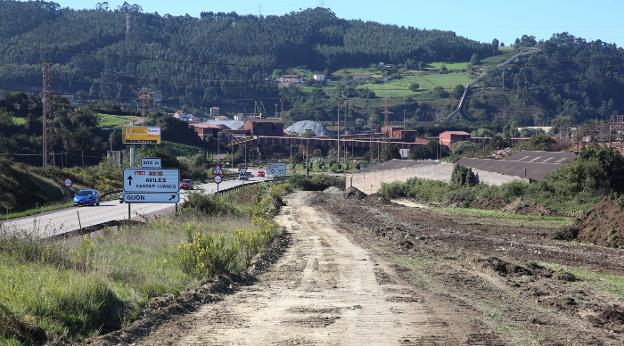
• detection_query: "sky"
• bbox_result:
[54,0,624,47]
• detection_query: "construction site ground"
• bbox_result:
[131,191,624,345]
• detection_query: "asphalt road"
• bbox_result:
[1,176,269,239]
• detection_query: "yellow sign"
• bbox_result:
[122,126,161,144]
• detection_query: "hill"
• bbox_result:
[0,159,66,213]
[0,1,493,112]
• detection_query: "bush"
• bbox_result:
[288,175,345,191]
[182,192,236,216]
[451,164,479,186]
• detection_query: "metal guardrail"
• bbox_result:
[215,177,288,195]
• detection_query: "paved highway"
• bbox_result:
[1,176,268,239]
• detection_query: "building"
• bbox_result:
[244,118,284,136]
[173,111,196,123]
[279,74,304,86]
[381,125,420,142]
[439,131,472,148]
[190,124,223,140]
[209,107,220,117]
[313,74,326,82]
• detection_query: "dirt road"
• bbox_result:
[137,191,470,345]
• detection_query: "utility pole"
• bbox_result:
[337,102,340,165]
[42,63,52,167]
[403,109,406,128]
[305,138,310,178]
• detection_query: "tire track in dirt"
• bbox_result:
[143,191,458,345]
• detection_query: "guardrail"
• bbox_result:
[215,177,288,195]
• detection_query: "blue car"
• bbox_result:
[73,189,100,206]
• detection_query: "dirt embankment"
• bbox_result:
[577,199,624,248]
[313,193,624,345]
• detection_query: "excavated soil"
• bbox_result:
[577,198,624,248]
[131,192,486,345]
[314,193,624,345]
[501,198,558,216]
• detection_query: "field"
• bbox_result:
[360,71,472,97]
[96,113,140,128]
[428,61,470,71]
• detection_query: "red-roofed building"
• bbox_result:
[439,131,471,149]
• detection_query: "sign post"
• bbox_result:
[213,164,223,192]
[122,127,163,219]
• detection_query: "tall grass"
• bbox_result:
[380,177,598,214]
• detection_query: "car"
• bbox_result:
[257,170,265,177]
[73,189,100,206]
[180,179,193,190]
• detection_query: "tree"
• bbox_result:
[470,53,481,66]
[433,86,449,98]
[491,38,499,51]
[409,82,420,92]
[451,84,465,99]
[381,144,401,161]
[451,164,479,186]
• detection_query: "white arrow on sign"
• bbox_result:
[123,169,180,193]
[123,193,180,203]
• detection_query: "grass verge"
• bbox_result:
[0,182,290,344]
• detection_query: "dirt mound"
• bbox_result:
[577,199,624,248]
[501,198,558,216]
[344,187,366,200]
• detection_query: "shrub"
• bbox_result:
[288,175,345,191]
[182,192,236,216]
[451,164,479,186]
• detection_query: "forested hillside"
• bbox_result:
[463,33,624,128]
[0,0,492,110]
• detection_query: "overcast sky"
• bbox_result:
[54,0,624,47]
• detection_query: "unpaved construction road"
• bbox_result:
[137,192,473,345]
[134,191,624,345]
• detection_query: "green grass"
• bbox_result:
[428,61,470,71]
[0,183,289,343]
[161,141,203,157]
[10,117,26,125]
[434,207,574,228]
[96,113,140,128]
[360,71,472,97]
[542,263,624,300]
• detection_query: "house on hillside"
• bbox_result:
[278,74,304,87]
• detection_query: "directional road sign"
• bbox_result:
[123,169,180,193]
[141,157,162,169]
[63,178,73,187]
[214,175,223,184]
[123,192,180,204]
[267,162,287,177]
